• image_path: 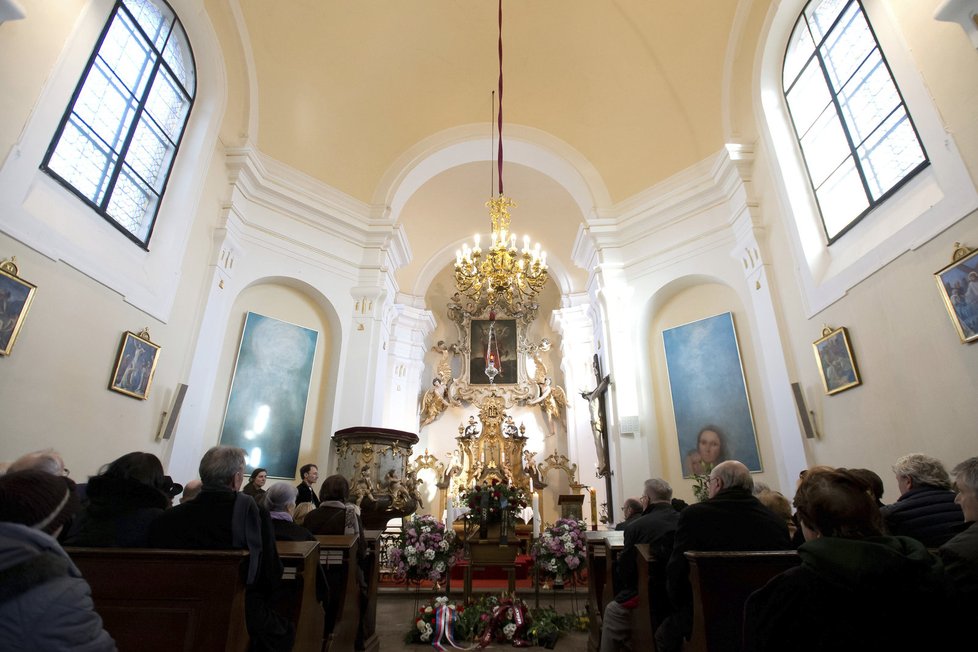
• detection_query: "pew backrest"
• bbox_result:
[66,547,250,652]
[276,540,324,652]
[685,550,800,652]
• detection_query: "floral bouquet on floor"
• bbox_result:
[387,514,460,585]
[404,595,472,645]
[531,518,587,584]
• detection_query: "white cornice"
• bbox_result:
[225,146,410,271]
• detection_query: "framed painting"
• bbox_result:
[0,258,37,356]
[219,312,319,479]
[469,318,518,385]
[934,243,978,344]
[812,326,861,396]
[662,312,761,477]
[109,329,161,400]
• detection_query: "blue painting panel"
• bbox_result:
[662,312,761,476]
[220,312,319,479]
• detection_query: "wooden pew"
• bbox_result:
[631,543,669,652]
[585,531,608,652]
[584,530,623,652]
[684,550,800,652]
[66,547,250,652]
[361,530,382,652]
[276,540,325,652]
[316,534,361,652]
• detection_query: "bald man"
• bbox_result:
[656,461,791,652]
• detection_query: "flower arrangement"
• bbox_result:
[386,514,460,584]
[459,478,527,522]
[692,463,715,502]
[403,594,585,648]
[531,518,587,581]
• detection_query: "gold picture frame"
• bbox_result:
[812,326,861,396]
[934,242,978,344]
[109,328,161,400]
[0,257,37,356]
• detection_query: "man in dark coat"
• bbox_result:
[601,478,680,652]
[656,460,791,652]
[881,453,964,547]
[939,456,978,610]
[614,497,644,531]
[149,446,294,651]
[295,463,320,507]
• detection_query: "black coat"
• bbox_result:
[296,483,320,507]
[666,488,792,635]
[63,475,169,548]
[615,502,680,597]
[881,484,965,547]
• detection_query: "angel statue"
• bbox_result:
[432,340,458,386]
[528,376,567,436]
[419,377,450,428]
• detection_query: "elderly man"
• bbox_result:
[881,453,964,547]
[656,461,791,652]
[615,497,645,531]
[149,446,293,651]
[9,448,67,476]
[601,478,680,652]
[939,457,978,605]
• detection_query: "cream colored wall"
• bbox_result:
[735,0,978,500]
[202,282,333,483]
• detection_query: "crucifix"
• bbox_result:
[580,353,613,521]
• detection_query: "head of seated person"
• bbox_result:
[319,474,351,503]
[793,469,882,541]
[92,451,175,504]
[9,448,67,477]
[708,460,753,498]
[200,446,246,492]
[0,469,80,538]
[265,482,298,516]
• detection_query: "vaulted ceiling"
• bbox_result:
[213,0,759,296]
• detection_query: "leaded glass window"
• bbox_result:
[42,0,196,248]
[783,0,927,243]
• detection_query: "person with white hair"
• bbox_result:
[265,482,315,542]
[939,456,978,605]
[9,448,67,477]
[881,453,964,547]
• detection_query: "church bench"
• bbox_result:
[684,550,801,652]
[361,530,382,652]
[66,547,250,652]
[584,530,623,652]
[631,543,669,652]
[276,540,325,652]
[316,534,362,652]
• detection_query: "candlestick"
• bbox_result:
[532,491,540,538]
[589,487,598,531]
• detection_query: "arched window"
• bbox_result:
[783,0,927,243]
[41,0,196,249]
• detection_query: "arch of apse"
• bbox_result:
[377,124,609,299]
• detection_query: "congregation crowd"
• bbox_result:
[602,454,978,652]
[1,446,976,651]
[0,446,366,651]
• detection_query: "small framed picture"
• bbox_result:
[812,326,861,396]
[934,243,978,344]
[109,329,161,400]
[0,258,37,356]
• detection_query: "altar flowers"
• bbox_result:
[459,478,527,521]
[388,514,461,584]
[531,518,587,582]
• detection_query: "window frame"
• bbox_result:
[39,0,196,250]
[782,0,929,245]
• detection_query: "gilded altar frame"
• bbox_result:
[447,294,537,405]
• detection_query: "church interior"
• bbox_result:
[2,0,978,529]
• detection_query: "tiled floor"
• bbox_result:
[375,588,590,651]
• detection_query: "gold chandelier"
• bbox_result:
[453,0,548,313]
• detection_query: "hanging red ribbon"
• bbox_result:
[497,0,504,196]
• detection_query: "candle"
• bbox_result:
[590,487,598,531]
[532,491,540,538]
